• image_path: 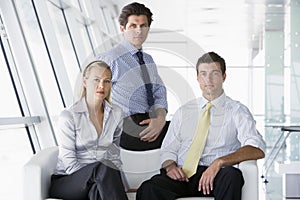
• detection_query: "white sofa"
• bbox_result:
[23,146,258,200]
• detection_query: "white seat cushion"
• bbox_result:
[23,147,258,200]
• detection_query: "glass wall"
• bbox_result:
[0,12,35,200]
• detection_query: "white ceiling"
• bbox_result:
[115,0,289,66]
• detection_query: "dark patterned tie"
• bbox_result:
[136,51,154,109]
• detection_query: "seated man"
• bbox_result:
[136,52,266,200]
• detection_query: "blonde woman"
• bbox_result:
[50,61,128,200]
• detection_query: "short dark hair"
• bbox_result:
[118,2,153,27]
[196,52,226,75]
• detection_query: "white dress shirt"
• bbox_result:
[161,92,266,167]
[55,98,123,175]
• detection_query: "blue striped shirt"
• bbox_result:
[161,92,266,167]
[97,40,168,117]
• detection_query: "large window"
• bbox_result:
[0,17,33,200]
[15,0,65,116]
[0,38,22,118]
[46,1,81,90]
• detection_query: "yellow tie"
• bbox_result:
[182,102,213,178]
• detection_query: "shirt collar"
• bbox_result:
[200,91,226,109]
[72,98,112,114]
[120,40,142,56]
[212,91,226,109]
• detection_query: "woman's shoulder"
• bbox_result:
[60,100,85,119]
[59,109,74,123]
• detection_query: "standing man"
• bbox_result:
[136,52,266,200]
[98,2,169,151]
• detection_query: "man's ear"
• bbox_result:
[120,25,125,33]
[223,73,227,82]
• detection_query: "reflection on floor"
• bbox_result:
[258,122,300,200]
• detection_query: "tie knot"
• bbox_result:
[206,102,213,111]
[136,50,143,57]
[136,51,144,65]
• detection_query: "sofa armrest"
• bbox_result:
[22,146,58,200]
[239,160,258,200]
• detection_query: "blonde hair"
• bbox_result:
[80,61,112,102]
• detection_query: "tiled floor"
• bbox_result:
[259,160,283,200]
[258,125,300,200]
